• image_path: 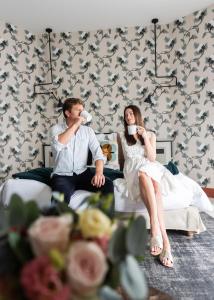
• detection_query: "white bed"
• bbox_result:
[113,172,213,235]
[0,172,212,234]
[114,173,213,213]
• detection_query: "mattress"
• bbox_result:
[0,176,212,234]
[116,207,206,234]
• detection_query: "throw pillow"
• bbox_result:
[88,133,120,170]
[97,133,120,170]
[164,161,179,175]
[12,168,53,186]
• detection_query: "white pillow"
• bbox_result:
[1,179,52,208]
[95,133,120,170]
[0,179,93,211]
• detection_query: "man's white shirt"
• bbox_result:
[50,123,105,176]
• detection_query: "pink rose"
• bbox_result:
[93,236,110,255]
[66,241,108,295]
[21,256,70,300]
[28,215,72,256]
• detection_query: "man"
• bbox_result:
[50,97,114,204]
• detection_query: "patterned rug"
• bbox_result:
[140,213,214,300]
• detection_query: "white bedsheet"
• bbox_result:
[0,173,213,213]
[0,179,92,210]
[0,179,51,207]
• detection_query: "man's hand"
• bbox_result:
[72,116,85,127]
[91,173,105,188]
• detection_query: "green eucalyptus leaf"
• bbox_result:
[77,192,101,210]
[119,255,148,300]
[136,255,145,262]
[0,235,20,274]
[126,216,148,256]
[52,191,64,203]
[8,231,21,249]
[98,193,114,218]
[99,286,123,300]
[100,194,114,210]
[108,225,127,263]
[0,203,9,235]
[8,194,26,228]
[25,200,40,226]
[57,201,74,214]
[105,264,120,289]
[8,231,33,263]
[88,192,102,205]
[8,231,25,262]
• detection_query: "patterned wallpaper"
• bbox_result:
[0,23,41,180]
[0,4,213,187]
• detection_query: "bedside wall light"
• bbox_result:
[151,18,178,92]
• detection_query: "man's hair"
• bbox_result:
[62,98,84,118]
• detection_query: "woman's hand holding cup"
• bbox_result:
[127,125,137,135]
[137,126,147,138]
[127,124,147,138]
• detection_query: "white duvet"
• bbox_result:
[114,173,213,213]
[0,172,213,213]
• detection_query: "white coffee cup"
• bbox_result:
[127,124,138,135]
[80,110,92,124]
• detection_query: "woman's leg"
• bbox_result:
[151,180,168,242]
[152,179,173,267]
[139,172,162,255]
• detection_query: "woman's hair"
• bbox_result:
[124,105,145,146]
[62,98,84,118]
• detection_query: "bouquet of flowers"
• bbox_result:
[0,193,148,300]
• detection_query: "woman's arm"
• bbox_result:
[137,128,156,161]
[144,132,156,161]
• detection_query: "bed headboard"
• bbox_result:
[43,137,172,169]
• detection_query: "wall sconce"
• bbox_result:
[151,18,178,92]
[33,28,63,108]
[144,19,178,105]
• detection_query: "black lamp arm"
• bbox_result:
[151,18,178,89]
[33,28,62,107]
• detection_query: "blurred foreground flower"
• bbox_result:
[79,208,112,238]
[21,256,70,300]
[0,193,148,300]
[28,214,72,256]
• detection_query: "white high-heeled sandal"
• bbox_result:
[159,249,174,268]
[150,235,163,256]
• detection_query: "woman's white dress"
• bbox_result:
[114,132,182,203]
[114,132,213,213]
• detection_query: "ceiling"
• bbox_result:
[0,0,213,33]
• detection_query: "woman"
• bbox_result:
[120,105,174,268]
